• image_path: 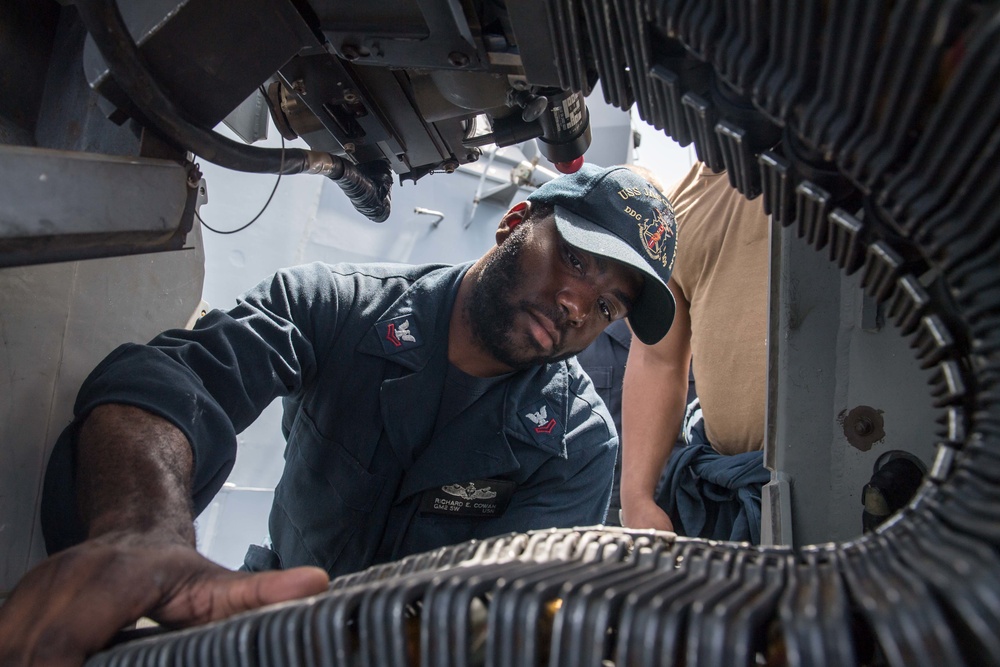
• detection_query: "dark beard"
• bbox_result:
[466,226,573,370]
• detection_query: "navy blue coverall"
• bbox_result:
[42,262,618,577]
[575,319,630,525]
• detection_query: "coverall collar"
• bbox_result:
[356,262,573,460]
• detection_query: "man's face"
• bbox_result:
[466,213,643,371]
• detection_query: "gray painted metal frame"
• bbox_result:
[763,217,939,547]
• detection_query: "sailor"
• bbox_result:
[621,162,770,543]
[0,164,677,665]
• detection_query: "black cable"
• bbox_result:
[75,0,336,176]
[196,137,285,235]
[75,0,393,221]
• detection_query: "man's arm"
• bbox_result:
[620,278,692,530]
[0,404,329,667]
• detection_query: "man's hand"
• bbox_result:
[620,498,675,532]
[0,530,329,667]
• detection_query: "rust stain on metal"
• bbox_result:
[838,405,886,452]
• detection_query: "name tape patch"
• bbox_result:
[419,478,515,518]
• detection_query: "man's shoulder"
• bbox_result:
[286,260,453,283]
[268,261,458,300]
[561,356,605,403]
[527,357,617,449]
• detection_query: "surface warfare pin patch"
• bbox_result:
[376,314,422,354]
[419,478,515,517]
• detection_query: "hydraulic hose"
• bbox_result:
[333,157,393,222]
[74,0,392,221]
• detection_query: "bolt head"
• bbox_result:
[448,51,470,67]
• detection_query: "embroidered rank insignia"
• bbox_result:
[519,400,564,444]
[419,478,515,517]
[376,314,422,354]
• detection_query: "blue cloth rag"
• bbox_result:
[657,399,770,544]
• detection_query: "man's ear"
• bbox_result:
[496,201,530,244]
